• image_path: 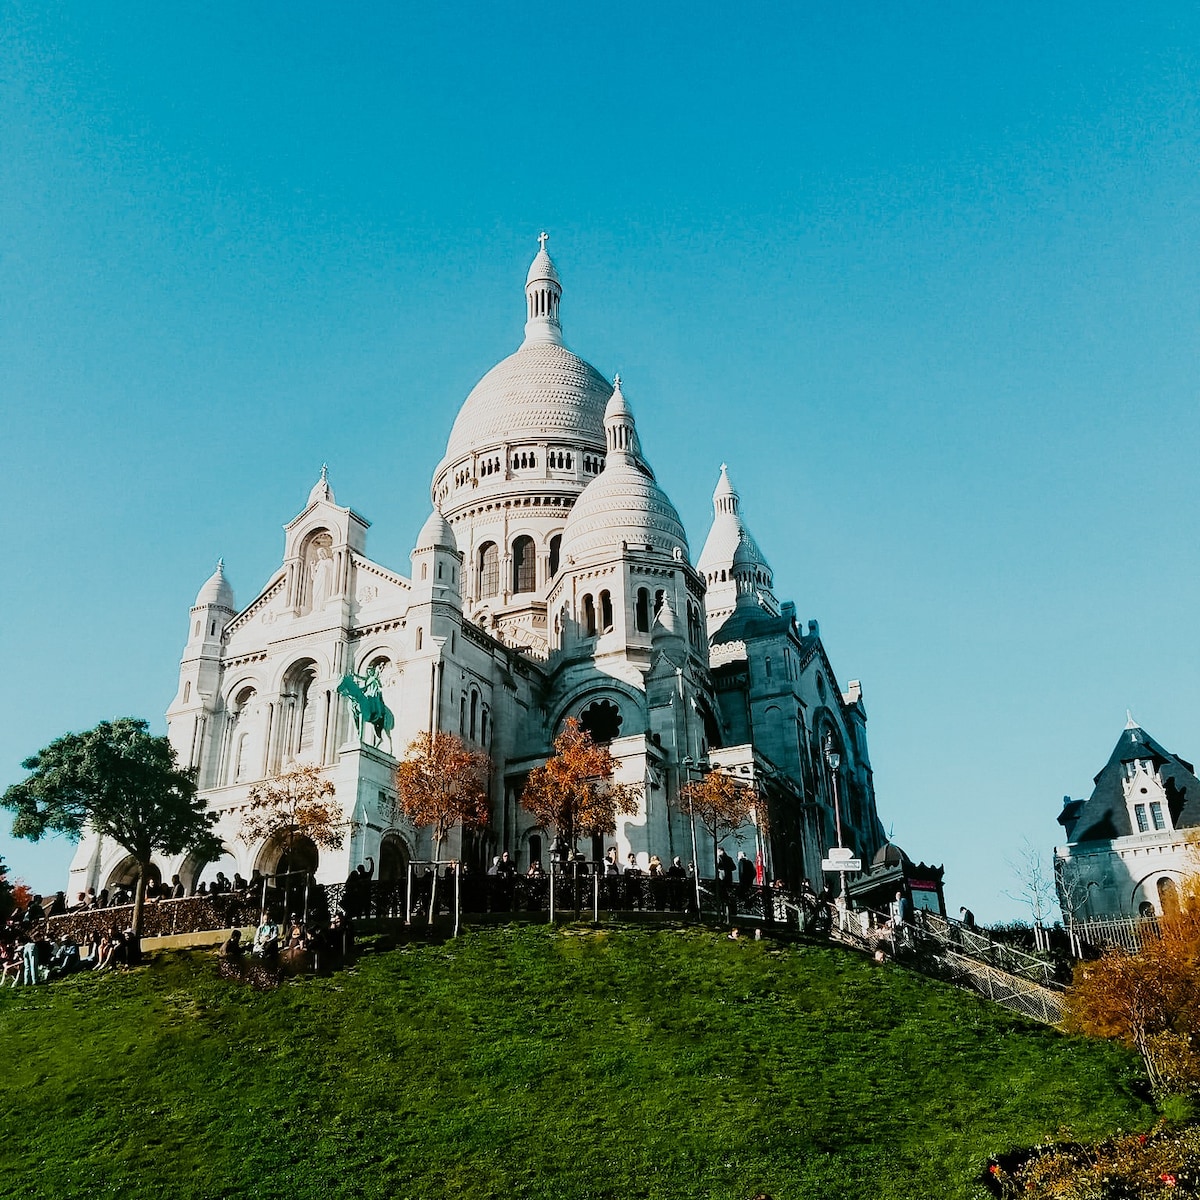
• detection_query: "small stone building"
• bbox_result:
[1055,718,1200,920]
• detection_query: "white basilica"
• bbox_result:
[69,241,887,895]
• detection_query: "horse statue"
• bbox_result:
[337,666,395,753]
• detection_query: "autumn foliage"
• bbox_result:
[680,769,763,874]
[520,719,640,852]
[1064,869,1200,1097]
[393,731,492,857]
[242,762,343,857]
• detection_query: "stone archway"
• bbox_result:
[104,854,162,895]
[378,833,411,882]
[254,830,320,880]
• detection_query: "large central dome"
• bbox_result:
[443,342,611,462]
[437,240,610,469]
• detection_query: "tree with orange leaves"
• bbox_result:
[1065,859,1200,1096]
[679,768,763,879]
[520,719,640,855]
[393,732,491,923]
[241,762,343,876]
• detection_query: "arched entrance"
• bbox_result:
[255,830,320,880]
[104,855,161,897]
[378,833,411,882]
[179,844,240,895]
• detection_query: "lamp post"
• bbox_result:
[824,735,848,905]
[680,756,706,915]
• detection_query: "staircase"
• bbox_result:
[828,909,1067,1026]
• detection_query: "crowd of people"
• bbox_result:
[1,912,142,987]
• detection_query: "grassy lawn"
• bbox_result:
[0,924,1150,1200]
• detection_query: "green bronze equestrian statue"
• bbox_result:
[337,665,395,752]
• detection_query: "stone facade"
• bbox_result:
[68,243,887,897]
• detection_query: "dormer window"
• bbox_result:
[1125,758,1172,834]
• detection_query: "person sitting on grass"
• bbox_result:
[0,936,24,987]
[220,929,244,961]
[92,929,120,972]
[253,914,280,961]
[281,915,309,971]
[49,937,80,978]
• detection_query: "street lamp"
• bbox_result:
[824,735,848,906]
[680,755,706,915]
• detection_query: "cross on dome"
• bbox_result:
[538,231,549,251]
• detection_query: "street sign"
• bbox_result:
[821,857,862,872]
[826,846,855,861]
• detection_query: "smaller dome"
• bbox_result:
[697,464,771,579]
[526,248,560,287]
[604,375,632,421]
[872,842,912,869]
[560,379,688,564]
[194,559,235,610]
[414,509,458,553]
[732,538,758,572]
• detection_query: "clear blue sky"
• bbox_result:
[3,3,1198,921]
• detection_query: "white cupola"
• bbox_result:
[523,232,563,347]
[410,508,462,606]
[698,464,777,633]
[188,559,236,651]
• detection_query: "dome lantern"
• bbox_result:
[523,232,563,347]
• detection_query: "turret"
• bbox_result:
[186,559,236,655]
[169,558,236,771]
[698,464,776,632]
[410,508,462,606]
[523,232,563,347]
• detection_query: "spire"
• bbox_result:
[652,592,679,638]
[604,375,637,459]
[1126,709,1139,730]
[523,233,563,347]
[713,463,739,517]
[308,463,335,506]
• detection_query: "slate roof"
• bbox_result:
[1058,724,1200,843]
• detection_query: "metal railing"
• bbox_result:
[940,952,1067,1025]
[917,911,1061,988]
[39,871,804,940]
[1069,914,1159,955]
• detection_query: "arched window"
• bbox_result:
[635,588,650,634]
[481,705,489,746]
[415,627,423,651]
[579,699,623,743]
[599,590,613,632]
[548,534,562,578]
[460,693,467,735]
[470,690,479,741]
[183,681,191,703]
[654,589,665,616]
[582,594,597,638]
[478,542,499,598]
[512,536,536,593]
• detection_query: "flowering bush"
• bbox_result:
[982,1121,1200,1197]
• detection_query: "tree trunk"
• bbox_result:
[428,831,443,928]
[132,862,149,936]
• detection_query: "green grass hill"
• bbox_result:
[0,925,1151,1200]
